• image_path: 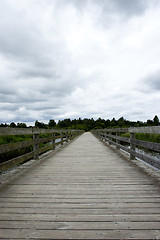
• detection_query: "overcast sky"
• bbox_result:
[0,0,160,125]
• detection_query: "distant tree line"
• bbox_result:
[0,115,159,131]
[0,122,28,128]
[55,115,160,131]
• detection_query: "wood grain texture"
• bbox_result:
[0,132,160,239]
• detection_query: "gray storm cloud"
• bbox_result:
[0,0,160,124]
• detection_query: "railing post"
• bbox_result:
[33,133,39,159]
[61,133,63,145]
[70,132,73,140]
[101,131,103,140]
[108,132,112,145]
[130,132,136,160]
[51,132,55,149]
[66,131,68,142]
[73,131,75,138]
[100,131,103,140]
[106,131,109,145]
[104,132,107,142]
[102,131,105,141]
[105,131,108,144]
[116,132,120,149]
[103,132,105,142]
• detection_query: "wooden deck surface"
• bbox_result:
[0,132,160,239]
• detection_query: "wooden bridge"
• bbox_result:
[0,130,160,239]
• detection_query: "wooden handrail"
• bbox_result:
[0,127,81,136]
[92,126,160,170]
[0,128,83,173]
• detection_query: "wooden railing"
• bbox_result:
[92,126,160,170]
[0,128,83,173]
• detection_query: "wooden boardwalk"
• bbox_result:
[0,132,160,239]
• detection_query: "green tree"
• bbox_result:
[57,119,71,128]
[110,118,117,127]
[48,119,56,128]
[153,115,159,126]
[35,120,47,128]
[0,123,8,127]
[147,119,153,126]
[105,119,111,128]
[17,123,27,128]
[117,117,125,127]
[10,122,16,128]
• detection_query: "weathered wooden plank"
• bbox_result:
[104,134,130,144]
[0,127,56,135]
[2,190,159,197]
[0,127,33,135]
[131,138,160,152]
[2,178,154,183]
[130,149,160,169]
[0,197,159,203]
[0,130,82,173]
[94,126,160,171]
[1,202,160,209]
[0,220,160,230]
[0,229,160,239]
[103,128,129,133]
[0,151,34,173]
[0,127,79,136]
[0,132,160,240]
[0,140,34,154]
[105,134,160,152]
[1,213,160,222]
[1,193,160,199]
[104,138,131,153]
[101,135,160,169]
[5,183,159,190]
[130,126,160,134]
[0,207,160,214]
[38,144,54,155]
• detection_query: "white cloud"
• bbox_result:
[0,0,160,125]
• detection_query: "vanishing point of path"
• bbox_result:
[0,132,160,239]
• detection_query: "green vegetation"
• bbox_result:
[0,135,33,164]
[136,133,160,143]
[0,132,62,164]
[51,115,160,131]
[0,115,159,165]
[58,115,159,130]
[121,133,160,143]
[0,134,32,145]
[50,115,159,131]
[0,147,33,164]
[0,115,159,132]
